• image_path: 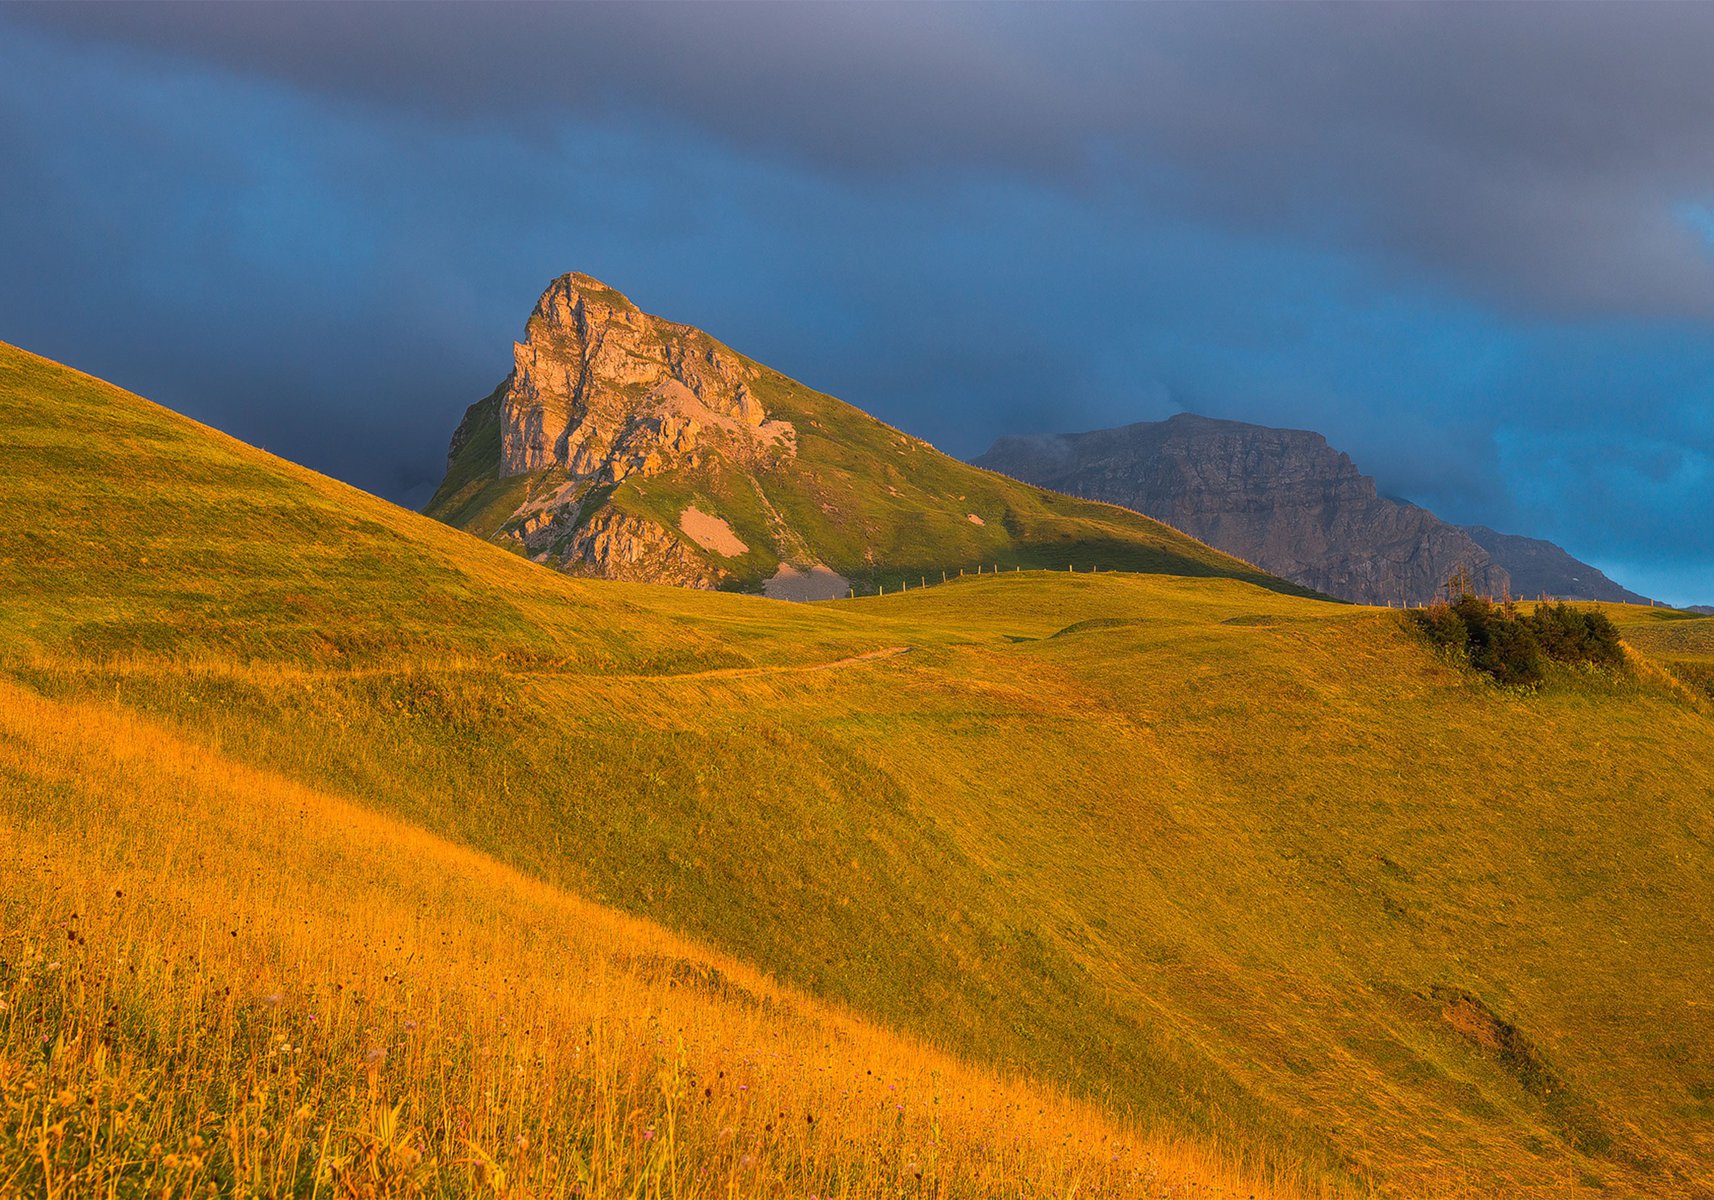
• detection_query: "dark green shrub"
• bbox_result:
[1472,612,1547,686]
[1407,583,1625,688]
[1526,602,1624,668]
[1414,604,1468,654]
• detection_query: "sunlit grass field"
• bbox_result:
[5,342,1714,1198]
[1,677,1307,1200]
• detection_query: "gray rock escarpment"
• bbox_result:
[976,414,1509,606]
[1458,525,1652,605]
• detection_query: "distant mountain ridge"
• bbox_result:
[975,413,1653,607]
[1459,525,1650,605]
[426,275,1307,600]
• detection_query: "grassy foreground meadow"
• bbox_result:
[0,676,1291,1200]
[5,342,1714,1198]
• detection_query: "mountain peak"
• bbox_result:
[427,277,1307,598]
[532,271,642,321]
[503,273,780,483]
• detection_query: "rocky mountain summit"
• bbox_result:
[977,414,1657,607]
[435,274,794,588]
[1458,525,1650,605]
[977,414,1614,607]
[498,273,793,483]
[427,276,1304,599]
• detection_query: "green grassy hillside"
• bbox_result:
[1610,605,1714,700]
[424,276,1315,597]
[6,341,1714,1198]
[2,674,1291,1200]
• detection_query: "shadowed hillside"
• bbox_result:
[976,414,1658,608]
[5,342,1714,1198]
[975,413,1508,605]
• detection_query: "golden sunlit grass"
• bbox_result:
[7,341,1714,1199]
[0,679,1311,1200]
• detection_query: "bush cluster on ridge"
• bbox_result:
[1409,583,1624,687]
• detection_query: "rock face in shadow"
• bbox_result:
[976,414,1508,606]
[1459,525,1652,604]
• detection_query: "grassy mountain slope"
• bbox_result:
[6,342,1714,1198]
[2,675,1286,1199]
[424,276,1313,597]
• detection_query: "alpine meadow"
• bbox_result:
[6,7,1714,1197]
[3,336,1713,1200]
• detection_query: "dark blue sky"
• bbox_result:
[3,3,1713,603]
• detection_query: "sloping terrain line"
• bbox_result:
[24,646,918,685]
[608,644,914,682]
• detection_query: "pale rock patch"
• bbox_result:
[764,563,850,602]
[679,506,749,557]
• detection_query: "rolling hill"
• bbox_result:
[5,340,1714,1198]
[425,275,1308,600]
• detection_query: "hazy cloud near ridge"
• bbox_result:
[16,1,1714,318]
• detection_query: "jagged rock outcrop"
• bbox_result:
[430,273,796,587]
[1459,525,1652,605]
[426,274,1315,599]
[558,508,721,588]
[500,273,792,483]
[976,414,1509,606]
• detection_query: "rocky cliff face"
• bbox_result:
[430,274,796,588]
[498,273,793,483]
[426,275,1315,600]
[976,414,1509,606]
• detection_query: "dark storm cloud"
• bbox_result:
[15,1,1714,317]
